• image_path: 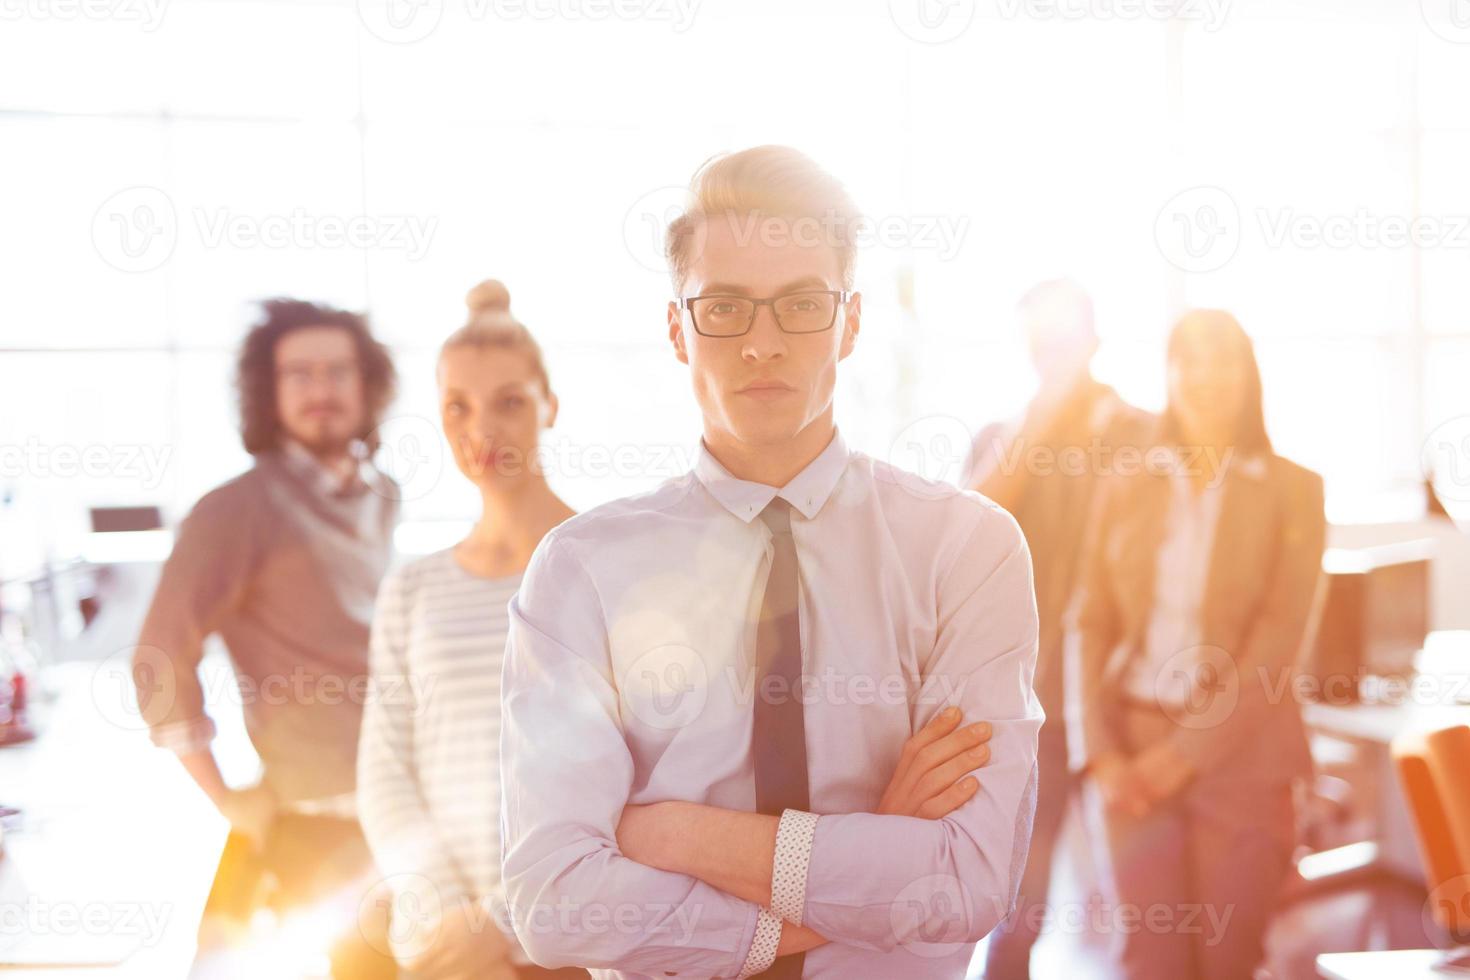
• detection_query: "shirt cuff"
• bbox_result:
[771,809,820,926]
[150,716,217,754]
[736,906,782,978]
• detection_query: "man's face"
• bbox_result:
[667,215,860,454]
[1022,293,1097,385]
[273,325,367,456]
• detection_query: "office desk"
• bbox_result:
[1317,949,1461,979]
[1301,634,1470,882]
[0,662,224,976]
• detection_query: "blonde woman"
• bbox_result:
[358,281,582,980]
[1067,309,1327,980]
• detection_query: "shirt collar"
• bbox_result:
[1160,444,1268,484]
[280,439,375,500]
[693,428,851,524]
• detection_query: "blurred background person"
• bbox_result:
[131,299,400,977]
[356,281,580,980]
[968,279,1148,979]
[1065,309,1327,980]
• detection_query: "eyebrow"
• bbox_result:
[441,382,532,396]
[697,277,833,296]
[277,356,358,369]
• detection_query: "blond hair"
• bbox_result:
[439,279,550,393]
[663,145,861,292]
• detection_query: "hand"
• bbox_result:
[405,895,512,980]
[877,706,993,819]
[216,784,277,851]
[1090,751,1152,819]
[1130,741,1195,805]
[434,964,517,980]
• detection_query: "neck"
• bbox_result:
[703,413,836,488]
[459,475,572,575]
[294,441,358,486]
[1176,422,1234,490]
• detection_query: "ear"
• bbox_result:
[837,291,862,362]
[668,300,690,365]
[541,389,560,429]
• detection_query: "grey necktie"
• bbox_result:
[752,498,809,979]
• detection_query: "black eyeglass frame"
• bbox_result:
[675,289,853,337]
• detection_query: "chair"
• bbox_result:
[1390,724,1470,970]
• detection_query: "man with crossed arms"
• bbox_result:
[499,145,1043,979]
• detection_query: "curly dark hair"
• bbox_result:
[236,298,397,455]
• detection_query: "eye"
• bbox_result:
[444,399,466,416]
[499,394,527,412]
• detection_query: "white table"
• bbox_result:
[1317,949,1465,979]
[0,662,225,975]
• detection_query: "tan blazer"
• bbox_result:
[1063,448,1327,784]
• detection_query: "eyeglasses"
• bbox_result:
[276,360,360,389]
[676,290,851,338]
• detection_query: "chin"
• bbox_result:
[725,412,807,449]
[288,428,356,456]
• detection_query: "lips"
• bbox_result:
[737,379,795,394]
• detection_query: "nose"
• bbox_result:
[740,303,788,362]
[468,422,499,450]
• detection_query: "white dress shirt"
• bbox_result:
[499,429,1043,979]
[1123,467,1227,709]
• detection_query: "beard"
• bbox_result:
[282,411,361,459]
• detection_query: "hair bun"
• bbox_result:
[466,279,511,315]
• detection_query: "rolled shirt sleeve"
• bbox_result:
[796,505,1044,952]
[133,486,258,752]
[499,533,764,977]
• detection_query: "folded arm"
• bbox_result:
[499,535,769,977]
[792,515,1041,951]
[622,511,1042,954]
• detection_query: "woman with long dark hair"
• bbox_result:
[1066,309,1327,980]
